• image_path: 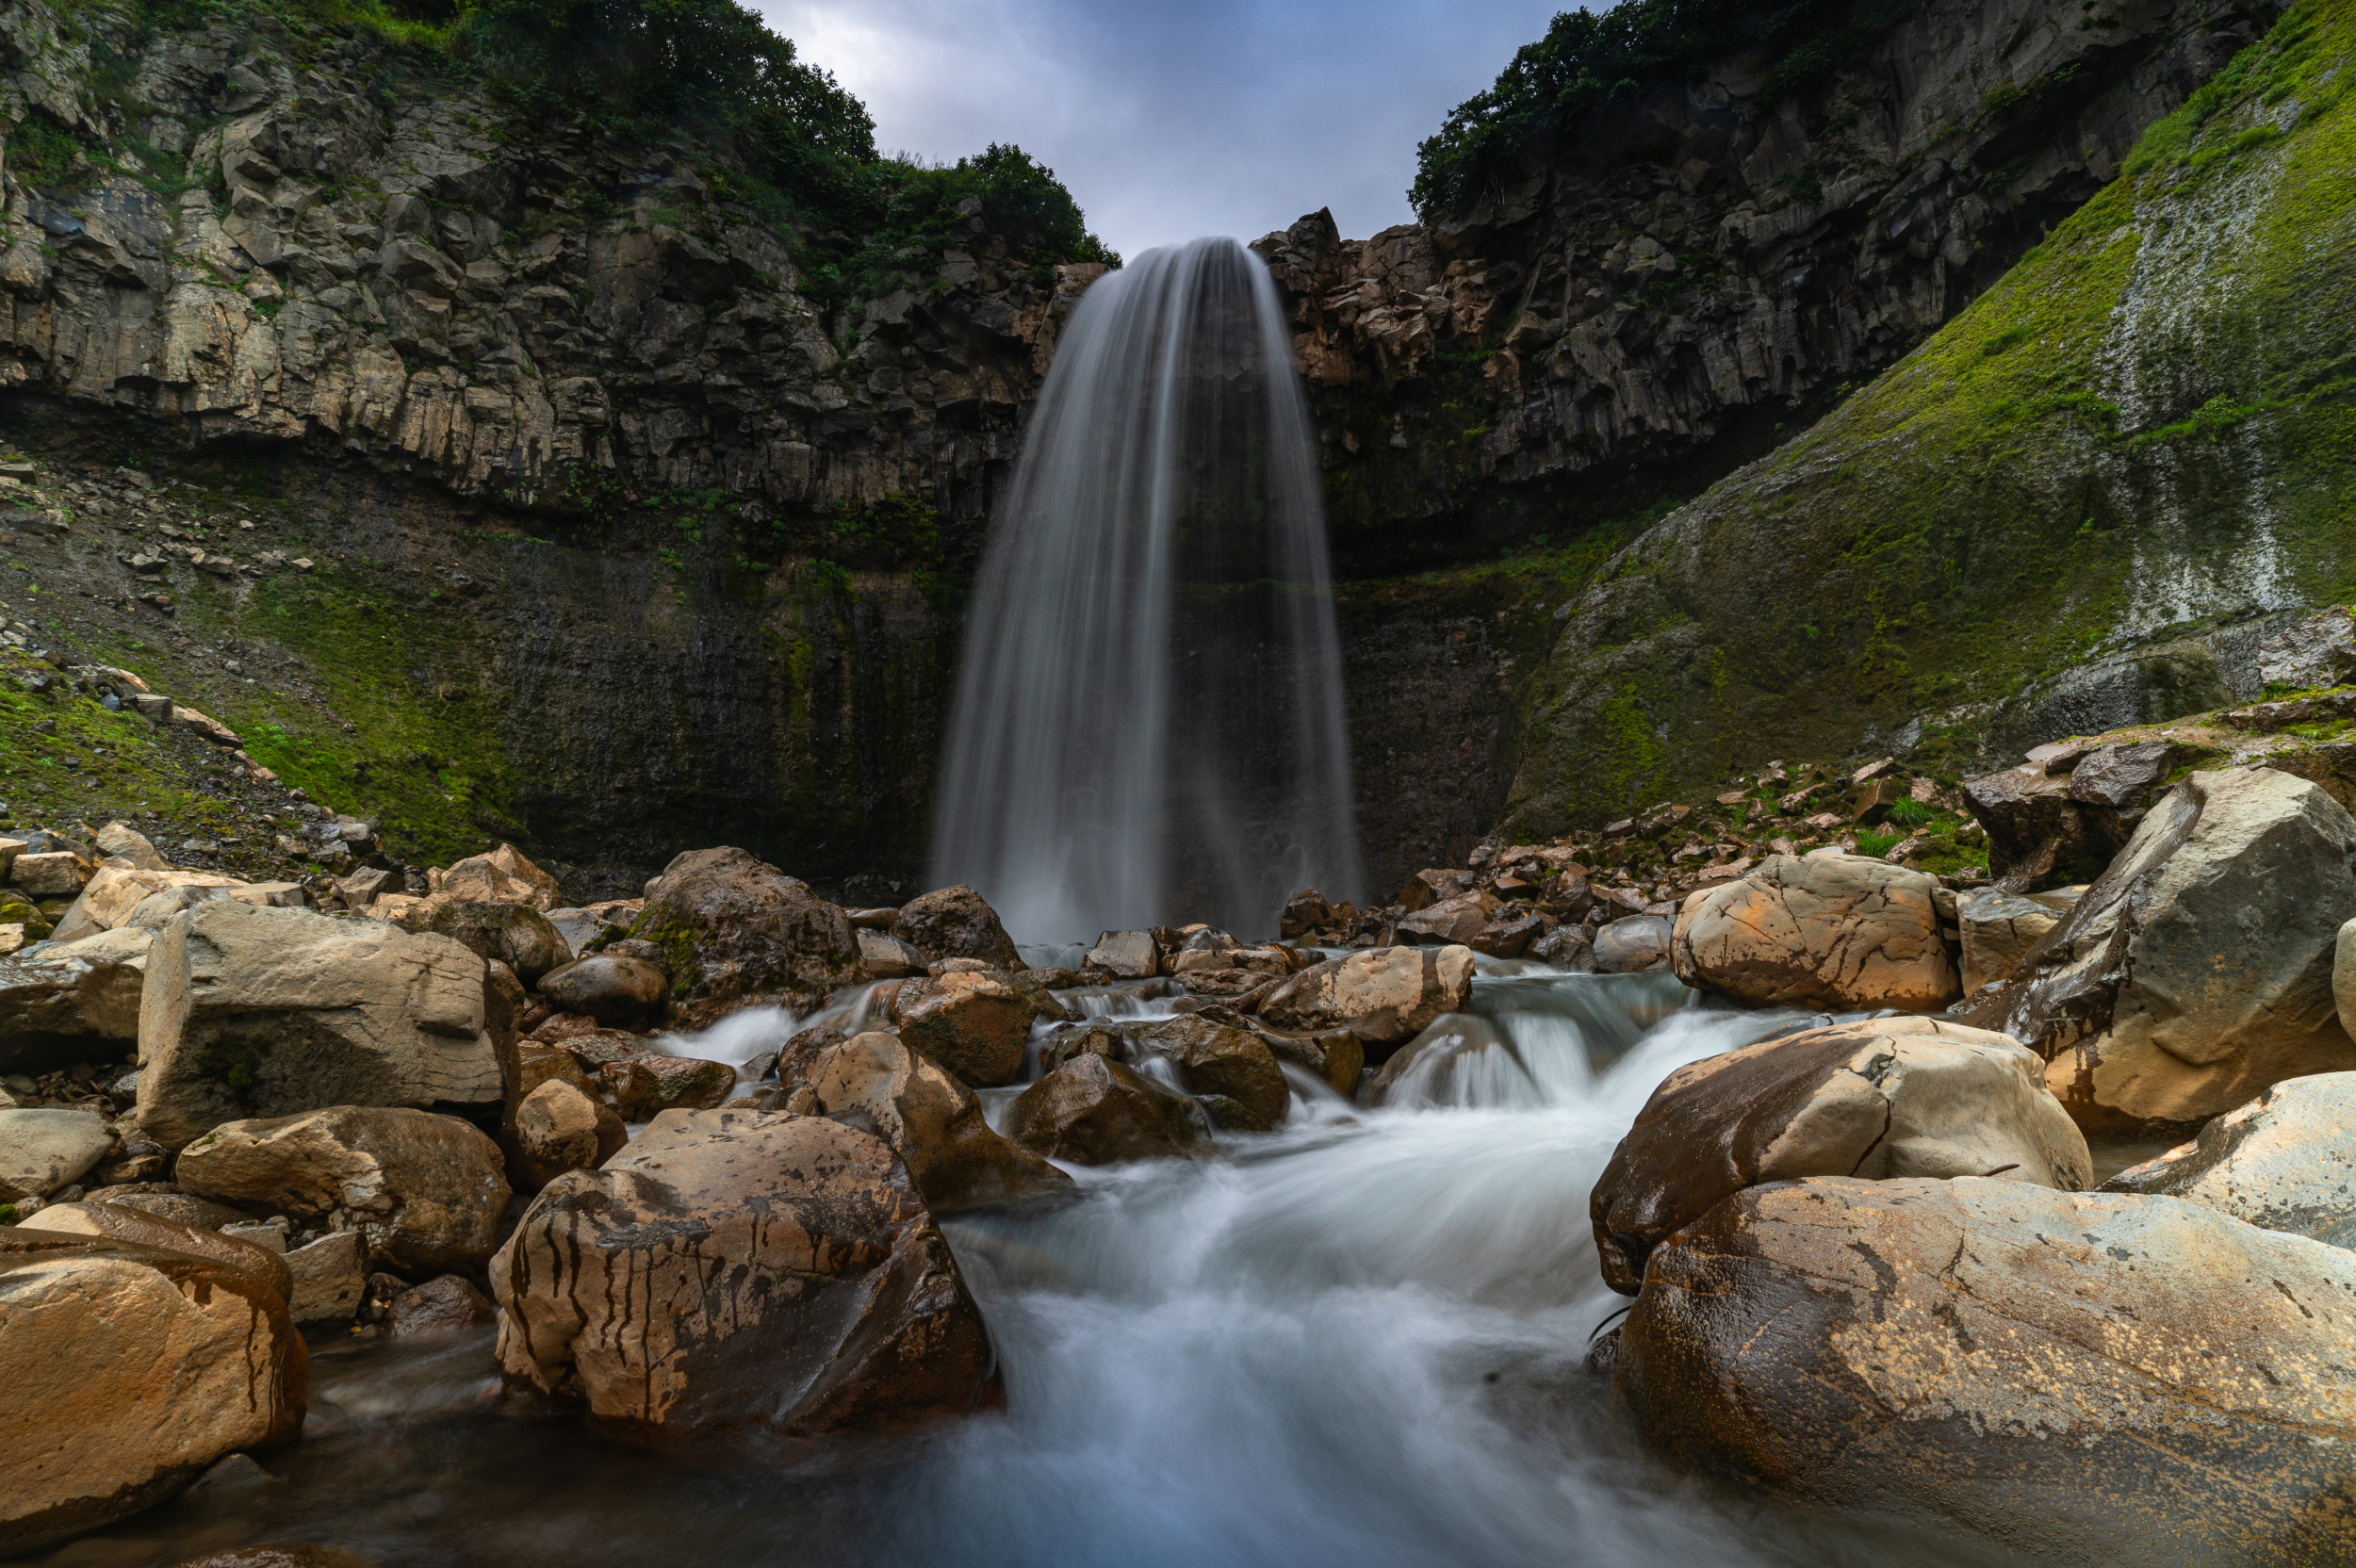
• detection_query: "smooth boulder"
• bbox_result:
[807,1031,1071,1212]
[0,1230,306,1553]
[1083,929,1158,980]
[536,954,668,1029]
[492,1109,997,1444]
[1258,945,1474,1051]
[176,1107,512,1275]
[19,1200,292,1302]
[1671,854,1957,1010]
[601,1054,735,1120]
[2102,1071,2356,1248]
[1593,915,1672,973]
[1003,1054,1214,1165]
[889,972,1034,1086]
[891,885,1022,972]
[515,1078,628,1188]
[1591,1018,2090,1294]
[0,1107,117,1201]
[1134,1016,1288,1131]
[426,902,572,986]
[1615,1177,2356,1564]
[629,848,857,1026]
[135,901,503,1151]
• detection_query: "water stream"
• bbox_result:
[42,964,2012,1568]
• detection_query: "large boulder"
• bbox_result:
[2102,1072,2356,1249]
[283,1232,368,1326]
[1083,929,1158,980]
[175,1107,512,1275]
[1003,1054,1214,1165]
[425,903,571,987]
[0,1108,118,1201]
[0,1229,306,1553]
[0,927,153,1075]
[1396,890,1501,946]
[19,1200,292,1302]
[1134,1016,1288,1131]
[629,848,858,1027]
[1955,888,2058,996]
[601,1054,735,1119]
[1671,855,1958,1011]
[1593,915,1672,973]
[536,953,668,1029]
[892,885,1022,971]
[806,1030,1070,1212]
[45,866,244,945]
[887,971,1035,1086]
[1614,1177,2356,1563]
[1967,768,2356,1135]
[436,843,560,910]
[134,901,504,1151]
[492,1109,996,1445]
[1257,945,1474,1052]
[1591,1019,2090,1294]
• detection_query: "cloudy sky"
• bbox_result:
[758,0,1567,262]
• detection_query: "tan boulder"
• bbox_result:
[600,1054,735,1120]
[436,843,561,910]
[20,1200,292,1301]
[94,822,169,872]
[856,927,928,979]
[11,851,91,897]
[0,1229,305,1553]
[0,927,152,1075]
[1955,888,2057,995]
[629,847,857,1026]
[1257,945,1474,1048]
[46,866,244,944]
[283,1232,368,1326]
[1083,929,1158,979]
[2102,1071,2356,1249]
[889,971,1035,1086]
[1134,1016,1288,1131]
[1615,1177,2356,1563]
[0,1108,117,1200]
[1003,1054,1214,1165]
[1396,889,1499,946]
[807,1030,1071,1212]
[515,1078,627,1188]
[1671,854,1957,1011]
[135,901,504,1150]
[536,953,667,1028]
[492,1109,997,1445]
[1591,1018,2090,1294]
[175,1106,512,1275]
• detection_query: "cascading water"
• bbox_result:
[930,237,1364,941]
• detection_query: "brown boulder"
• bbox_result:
[515,1078,627,1188]
[425,902,571,986]
[1135,1016,1288,1131]
[388,1273,497,1339]
[1396,890,1499,946]
[1670,854,1957,1011]
[18,1199,293,1302]
[889,971,1035,1086]
[807,1031,1071,1212]
[891,884,1022,971]
[536,954,668,1030]
[601,1054,736,1120]
[1003,1054,1214,1165]
[629,848,858,1027]
[1257,945,1474,1051]
[492,1109,996,1445]
[1593,915,1673,973]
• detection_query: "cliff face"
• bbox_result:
[1253,0,2282,576]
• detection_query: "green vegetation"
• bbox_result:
[1411,0,1920,220]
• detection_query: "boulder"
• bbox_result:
[16,1199,292,1300]
[93,822,169,872]
[175,1107,511,1275]
[425,902,571,986]
[1594,915,1673,974]
[891,884,1023,971]
[1003,1054,1214,1165]
[513,1042,599,1102]
[1252,1023,1365,1098]
[889,971,1035,1086]
[437,843,560,910]
[0,1107,116,1200]
[1257,945,1474,1051]
[1038,1021,1129,1073]
[1528,927,1594,970]
[135,901,503,1151]
[856,927,928,980]
[1279,890,1335,939]
[48,866,243,944]
[1967,768,2356,1135]
[1394,869,1467,913]
[492,1109,996,1444]
[0,1230,306,1553]
[1471,911,1544,958]
[86,1186,254,1230]
[629,847,857,1026]
[1614,1177,2356,1563]
[601,1054,736,1120]
[2102,1072,2356,1249]
[1959,763,2104,887]
[1669,855,1956,1010]
[1134,1016,1288,1131]
[283,1232,368,1326]
[1396,890,1499,946]
[1083,929,1158,979]
[1955,888,2057,996]
[0,926,152,1075]
[11,851,90,897]
[515,1078,627,1188]
[1591,1018,2091,1294]
[536,953,668,1029]
[388,1274,496,1339]
[807,1030,1070,1212]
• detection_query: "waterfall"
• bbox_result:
[931,237,1364,941]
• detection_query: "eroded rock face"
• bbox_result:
[1955,888,2057,996]
[1967,768,2356,1135]
[1258,945,1474,1050]
[0,1230,306,1554]
[1003,1054,1214,1166]
[630,848,857,1027]
[1671,855,1956,1011]
[175,1106,511,1275]
[1614,1178,2356,1563]
[492,1109,996,1445]
[892,886,1023,972]
[806,1030,1069,1212]
[135,900,502,1151]
[2102,1072,2356,1249]
[1591,1018,2089,1294]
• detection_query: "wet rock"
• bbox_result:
[601,1054,736,1120]
[2067,740,2190,810]
[0,926,151,1075]
[0,1229,305,1554]
[1004,1054,1215,1165]
[515,1077,627,1188]
[437,843,561,910]
[1528,927,1594,970]
[0,1107,116,1200]
[135,901,503,1151]
[630,847,857,1027]
[1252,1023,1365,1098]
[1394,869,1468,913]
[283,1232,368,1327]
[536,954,668,1030]
[1083,929,1158,979]
[1955,888,2058,996]
[891,884,1023,972]
[889,971,1035,1086]
[1038,1021,1129,1073]
[1592,1018,2091,1294]
[513,1042,600,1102]
[857,927,929,980]
[550,1028,651,1070]
[1258,944,1474,1051]
[1593,915,1673,974]
[176,1106,512,1275]
[807,1030,1070,1212]
[1967,768,2356,1135]
[2102,1071,2356,1248]
[1614,1177,2356,1563]
[1134,1016,1288,1131]
[426,901,571,986]
[389,1273,496,1339]
[1670,855,1956,1010]
[19,1198,291,1300]
[1471,911,1544,957]
[492,1109,996,1445]
[1396,889,1499,946]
